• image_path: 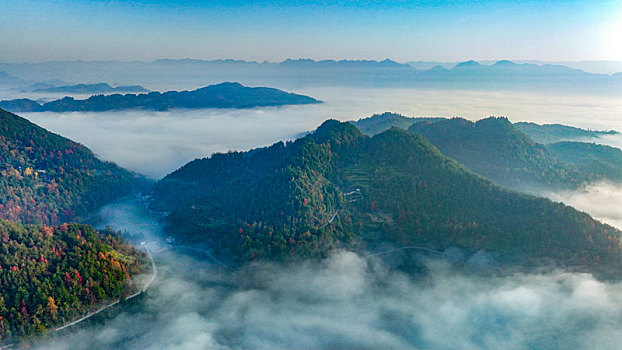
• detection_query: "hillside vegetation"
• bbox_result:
[151,120,622,276]
[407,117,587,191]
[0,220,145,341]
[0,82,320,112]
[0,108,137,225]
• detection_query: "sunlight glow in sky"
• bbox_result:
[1,0,621,62]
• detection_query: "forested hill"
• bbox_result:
[0,82,320,113]
[0,220,145,341]
[31,83,149,94]
[350,112,443,135]
[407,117,587,191]
[151,120,622,276]
[547,141,622,182]
[0,108,137,224]
[350,113,617,144]
[515,121,618,144]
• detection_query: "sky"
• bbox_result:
[1,0,622,63]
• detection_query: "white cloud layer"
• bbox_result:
[16,87,622,178]
[32,248,622,350]
[10,87,622,350]
[546,182,622,230]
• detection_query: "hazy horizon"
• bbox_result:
[17,87,622,178]
[2,0,621,63]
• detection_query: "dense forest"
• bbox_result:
[548,141,622,182]
[0,220,146,341]
[351,113,622,191]
[407,117,588,191]
[515,121,618,144]
[350,113,617,144]
[0,82,320,112]
[350,112,442,136]
[32,83,149,94]
[0,108,138,225]
[151,120,622,276]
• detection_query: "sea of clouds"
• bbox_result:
[34,247,622,350]
[17,87,622,178]
[16,86,622,350]
[31,177,622,350]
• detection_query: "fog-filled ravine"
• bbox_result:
[14,87,622,178]
[27,197,622,350]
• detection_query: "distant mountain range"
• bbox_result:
[32,83,149,94]
[407,60,622,75]
[1,59,620,93]
[0,82,320,112]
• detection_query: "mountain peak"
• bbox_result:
[312,119,364,147]
[493,60,518,66]
[453,60,482,69]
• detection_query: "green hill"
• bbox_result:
[407,117,586,191]
[349,112,442,135]
[151,120,622,276]
[548,141,622,182]
[32,83,149,94]
[0,108,137,225]
[514,121,617,144]
[0,82,320,113]
[0,220,145,341]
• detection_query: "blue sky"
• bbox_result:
[1,0,621,62]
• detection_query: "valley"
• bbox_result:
[5,1,622,348]
[2,76,622,350]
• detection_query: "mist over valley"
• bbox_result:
[3,1,622,348]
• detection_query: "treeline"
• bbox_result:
[0,108,147,342]
[0,108,137,225]
[351,113,622,192]
[0,220,145,341]
[0,82,320,113]
[407,117,587,191]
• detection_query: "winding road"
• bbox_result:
[366,245,459,258]
[54,243,157,332]
[0,244,157,349]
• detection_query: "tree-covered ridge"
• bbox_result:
[349,112,442,136]
[0,108,136,225]
[32,83,149,94]
[151,120,622,276]
[0,220,145,341]
[350,113,619,143]
[514,121,617,144]
[407,117,587,191]
[0,82,320,113]
[150,121,359,261]
[548,141,622,182]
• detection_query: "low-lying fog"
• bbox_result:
[21,86,622,349]
[35,251,622,350]
[546,182,622,231]
[18,87,622,178]
[33,199,622,350]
